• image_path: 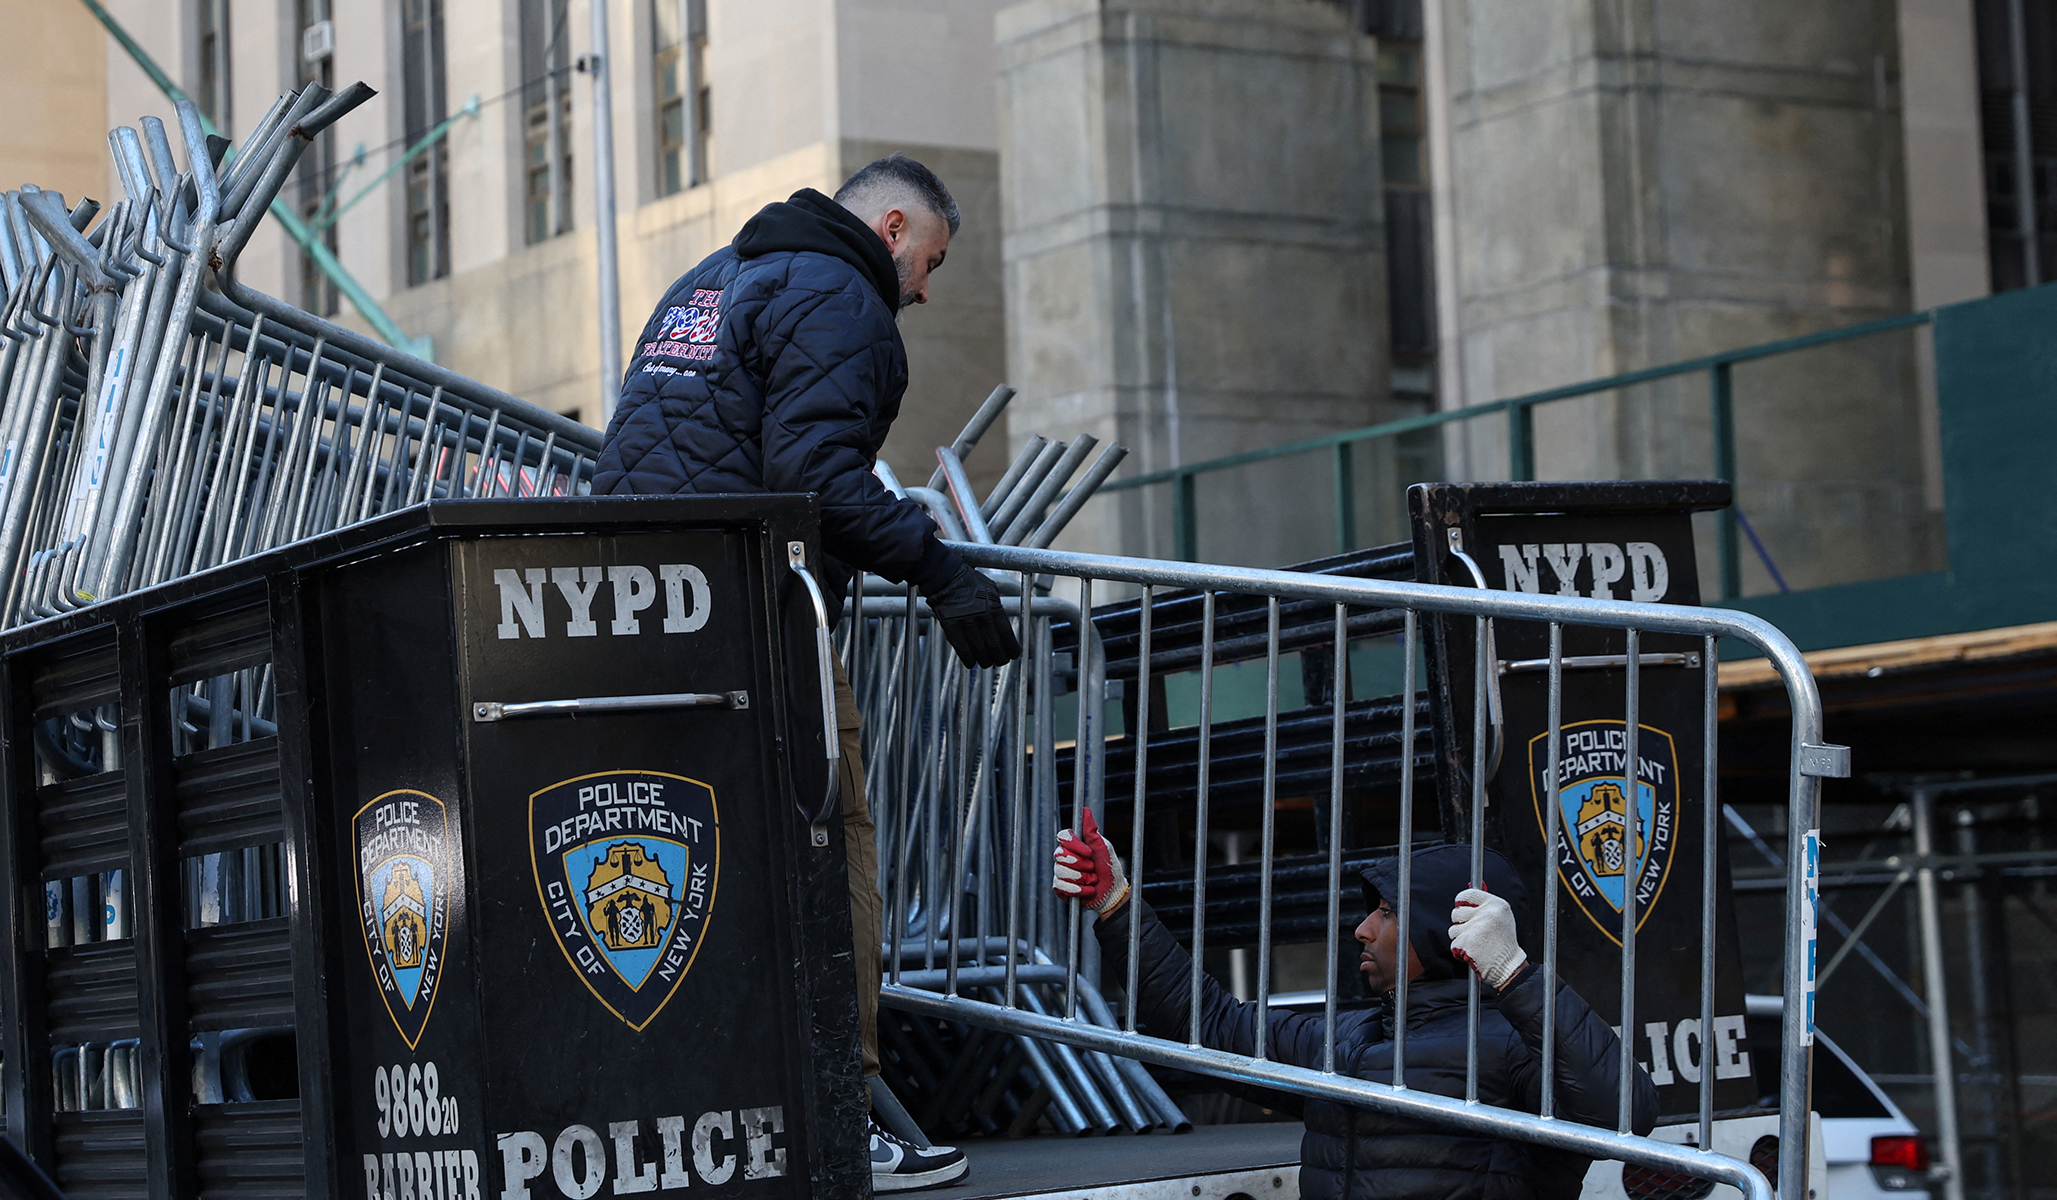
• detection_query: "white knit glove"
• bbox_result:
[1449,887,1528,990]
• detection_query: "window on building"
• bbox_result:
[654,2,684,195]
[690,1,710,182]
[296,0,338,316]
[1974,0,2057,291]
[402,0,450,284]
[1377,39,1434,365]
[196,0,230,131]
[652,0,709,196]
[1377,43,1422,187]
[520,0,574,244]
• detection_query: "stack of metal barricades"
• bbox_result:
[843,390,1186,1135]
[3,86,605,1145]
[0,83,599,641]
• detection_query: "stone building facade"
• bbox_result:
[989,0,2035,589]
[1420,0,1978,592]
[81,0,1018,498]
[5,0,2047,583]
[996,0,1393,564]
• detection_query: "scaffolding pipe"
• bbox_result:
[1914,787,1966,1200]
[1954,808,2004,1197]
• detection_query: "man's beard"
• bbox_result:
[893,244,918,313]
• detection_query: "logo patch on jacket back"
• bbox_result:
[529,770,720,1030]
[644,289,723,363]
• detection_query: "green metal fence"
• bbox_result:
[1099,310,1935,600]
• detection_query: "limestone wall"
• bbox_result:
[1427,0,1938,594]
[0,0,110,208]
[997,0,1392,563]
[49,0,1984,588]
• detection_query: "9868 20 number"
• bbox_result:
[375,1062,459,1139]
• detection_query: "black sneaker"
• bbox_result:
[869,1118,967,1192]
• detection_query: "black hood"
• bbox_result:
[1359,844,1530,983]
[733,188,901,313]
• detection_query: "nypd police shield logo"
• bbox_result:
[1528,720,1680,944]
[529,770,720,1030]
[353,789,454,1049]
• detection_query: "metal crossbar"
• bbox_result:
[0,85,600,637]
[855,542,1833,1200]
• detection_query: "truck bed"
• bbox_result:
[933,1124,1304,1200]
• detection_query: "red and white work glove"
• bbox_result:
[1052,809,1130,916]
[1449,887,1527,990]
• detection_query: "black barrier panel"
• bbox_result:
[0,498,866,1200]
[1410,482,1759,1121]
[455,531,839,1199]
[317,538,494,1197]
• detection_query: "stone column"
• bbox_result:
[1895,0,1989,513]
[1428,0,1935,594]
[998,0,1390,564]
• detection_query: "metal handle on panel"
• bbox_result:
[788,541,841,847]
[471,691,749,722]
[1446,528,1504,780]
[1500,652,1702,674]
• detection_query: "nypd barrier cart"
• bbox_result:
[0,497,868,1200]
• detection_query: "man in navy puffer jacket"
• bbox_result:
[597,156,1019,1192]
[1055,818,1658,1200]
[594,155,1015,664]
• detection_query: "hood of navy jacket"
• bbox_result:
[733,188,901,315]
[1359,844,1530,984]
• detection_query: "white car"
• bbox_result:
[1581,996,1927,1199]
[1745,994,1929,1198]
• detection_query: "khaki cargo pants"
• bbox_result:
[831,658,882,1081]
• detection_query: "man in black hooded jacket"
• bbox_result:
[1054,814,1658,1200]
[596,156,1021,1192]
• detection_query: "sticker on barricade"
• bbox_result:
[1801,828,1820,1047]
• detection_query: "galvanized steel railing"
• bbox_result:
[856,539,1840,1200]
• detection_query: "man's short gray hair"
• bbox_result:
[834,154,961,237]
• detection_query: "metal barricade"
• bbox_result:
[853,538,1839,1200]
[0,84,600,636]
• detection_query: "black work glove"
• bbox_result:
[926,564,1022,669]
